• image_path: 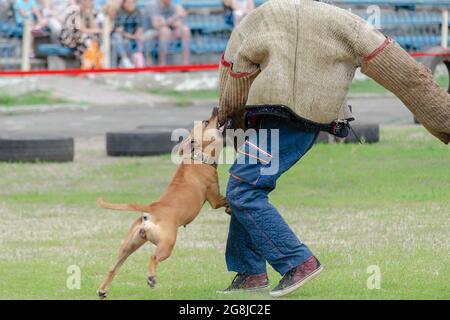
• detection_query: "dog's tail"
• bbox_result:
[97,198,151,213]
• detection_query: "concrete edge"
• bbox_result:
[0,104,89,115]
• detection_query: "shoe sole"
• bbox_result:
[269,265,324,298]
[216,285,270,294]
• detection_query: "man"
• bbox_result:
[13,0,47,57]
[218,0,449,298]
[151,0,190,65]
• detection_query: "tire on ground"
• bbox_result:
[136,123,193,131]
[343,123,380,144]
[0,136,74,162]
[315,131,331,144]
[106,130,180,156]
[315,124,380,144]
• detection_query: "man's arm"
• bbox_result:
[347,13,450,144]
[218,30,260,124]
[361,39,450,144]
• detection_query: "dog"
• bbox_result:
[82,40,104,70]
[96,108,228,299]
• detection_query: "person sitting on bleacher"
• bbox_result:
[150,0,190,66]
[223,0,254,26]
[111,0,145,68]
[60,0,102,62]
[40,0,74,43]
[14,0,48,57]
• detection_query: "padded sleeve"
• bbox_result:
[361,39,450,144]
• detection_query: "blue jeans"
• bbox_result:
[226,115,319,276]
[111,32,142,67]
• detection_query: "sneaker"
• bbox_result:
[121,57,134,68]
[217,273,269,293]
[270,256,323,298]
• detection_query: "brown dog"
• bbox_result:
[96,109,228,299]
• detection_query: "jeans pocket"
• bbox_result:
[230,140,273,186]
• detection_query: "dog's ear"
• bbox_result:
[211,107,219,118]
[177,137,189,156]
[177,132,191,156]
[178,136,196,156]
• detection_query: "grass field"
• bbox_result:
[0,126,448,300]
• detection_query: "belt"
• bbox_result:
[245,105,356,139]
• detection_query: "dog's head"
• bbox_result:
[177,108,224,162]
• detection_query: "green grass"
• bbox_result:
[0,90,67,107]
[0,127,449,300]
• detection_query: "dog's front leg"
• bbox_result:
[147,240,175,288]
[206,183,228,209]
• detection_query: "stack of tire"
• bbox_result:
[0,135,74,162]
[315,123,380,144]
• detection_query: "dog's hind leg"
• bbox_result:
[97,218,146,299]
[147,238,175,288]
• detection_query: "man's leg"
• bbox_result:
[225,202,266,275]
[227,175,314,276]
[174,24,191,65]
[224,116,322,296]
[218,209,269,292]
[157,26,171,66]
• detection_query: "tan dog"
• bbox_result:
[82,41,104,70]
[96,108,228,299]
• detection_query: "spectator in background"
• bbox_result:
[102,0,121,25]
[222,0,234,28]
[151,0,190,66]
[112,0,145,68]
[60,0,102,61]
[41,0,74,42]
[0,0,14,22]
[14,0,47,57]
[224,0,254,26]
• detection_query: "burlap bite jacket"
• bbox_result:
[218,0,450,144]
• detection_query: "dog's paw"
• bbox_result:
[147,276,156,288]
[97,289,108,299]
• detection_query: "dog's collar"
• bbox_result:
[184,150,217,169]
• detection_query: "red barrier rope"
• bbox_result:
[410,51,450,58]
[0,51,448,76]
[0,63,219,76]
